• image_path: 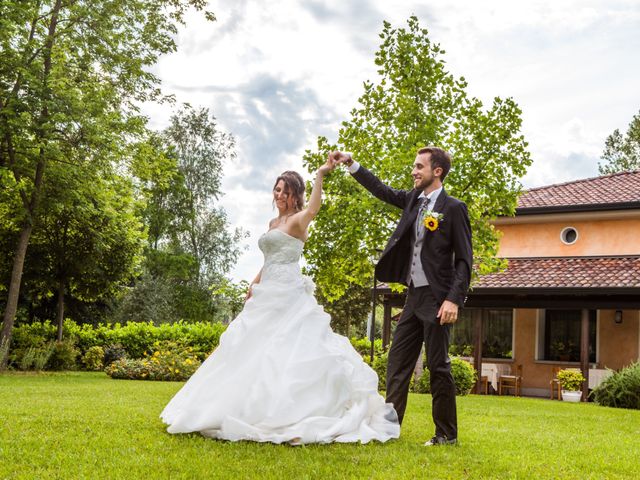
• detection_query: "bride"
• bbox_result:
[160,156,399,444]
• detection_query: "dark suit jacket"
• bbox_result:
[352,166,473,307]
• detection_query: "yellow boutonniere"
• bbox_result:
[422,211,444,232]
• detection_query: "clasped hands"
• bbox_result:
[318,151,350,175]
[328,151,353,167]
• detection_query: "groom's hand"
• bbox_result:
[437,300,459,325]
[330,151,353,166]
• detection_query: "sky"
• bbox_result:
[142,0,640,283]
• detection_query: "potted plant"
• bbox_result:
[551,341,571,361]
[557,368,586,402]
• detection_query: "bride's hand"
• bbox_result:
[317,155,337,176]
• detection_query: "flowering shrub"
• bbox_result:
[47,341,80,371]
[105,341,202,381]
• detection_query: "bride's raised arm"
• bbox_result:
[294,156,336,232]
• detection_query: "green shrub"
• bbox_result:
[413,367,430,394]
[350,337,384,363]
[372,351,389,390]
[180,322,226,360]
[451,357,478,395]
[105,341,201,381]
[10,319,226,369]
[32,343,55,370]
[10,321,57,351]
[591,362,640,410]
[12,339,55,371]
[87,321,224,360]
[65,320,101,353]
[19,346,37,371]
[47,341,80,371]
[413,357,477,396]
[82,346,105,371]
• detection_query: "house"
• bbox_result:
[377,170,640,398]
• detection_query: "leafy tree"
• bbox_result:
[598,110,640,174]
[120,106,246,323]
[113,273,178,325]
[163,106,245,286]
[21,162,144,340]
[302,17,531,300]
[0,0,215,364]
[130,132,189,251]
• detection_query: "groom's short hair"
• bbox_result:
[417,146,451,181]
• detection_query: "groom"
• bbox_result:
[332,147,473,446]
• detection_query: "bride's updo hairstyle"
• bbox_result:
[273,171,305,211]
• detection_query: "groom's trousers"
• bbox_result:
[385,284,457,440]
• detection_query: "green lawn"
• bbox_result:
[1,372,638,479]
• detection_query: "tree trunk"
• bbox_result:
[0,0,62,369]
[56,280,65,342]
[0,224,33,368]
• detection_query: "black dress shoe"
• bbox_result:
[424,436,458,446]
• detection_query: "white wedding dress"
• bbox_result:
[160,228,399,444]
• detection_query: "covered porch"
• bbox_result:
[374,256,640,400]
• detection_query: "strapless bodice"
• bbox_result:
[257,229,310,289]
[258,229,304,266]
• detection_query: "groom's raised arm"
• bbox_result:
[333,152,409,210]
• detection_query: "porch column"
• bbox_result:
[382,301,392,351]
[473,309,484,394]
[580,308,590,402]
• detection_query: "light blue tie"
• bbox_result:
[416,197,430,236]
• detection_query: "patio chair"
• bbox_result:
[498,364,523,396]
[479,375,489,394]
[549,366,562,400]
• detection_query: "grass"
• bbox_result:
[1,372,639,479]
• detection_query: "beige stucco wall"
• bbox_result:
[496,219,640,258]
[598,310,640,370]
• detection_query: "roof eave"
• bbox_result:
[470,286,640,295]
[514,201,640,216]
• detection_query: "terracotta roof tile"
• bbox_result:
[475,257,640,289]
[518,170,640,209]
